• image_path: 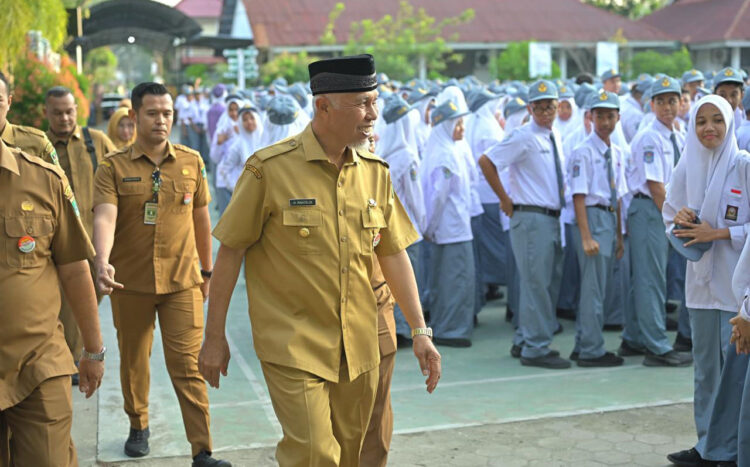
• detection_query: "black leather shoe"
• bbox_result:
[433,337,472,348]
[643,350,693,367]
[569,351,579,361]
[674,333,693,352]
[193,451,232,467]
[667,316,678,331]
[124,427,150,458]
[396,334,412,349]
[666,301,679,314]
[603,324,624,332]
[510,344,522,358]
[577,351,624,368]
[520,352,571,369]
[618,340,646,356]
[556,308,576,321]
[666,447,714,466]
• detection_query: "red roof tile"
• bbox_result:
[243,0,672,48]
[640,0,750,44]
[175,0,222,18]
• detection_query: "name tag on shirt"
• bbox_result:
[123,177,142,182]
[290,199,316,206]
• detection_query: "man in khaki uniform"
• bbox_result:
[92,82,229,467]
[0,72,58,165]
[44,86,116,375]
[361,259,398,467]
[0,138,104,467]
[200,55,441,467]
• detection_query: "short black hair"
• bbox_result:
[46,86,73,101]
[131,82,170,111]
[0,72,10,96]
[714,81,744,93]
[576,73,594,85]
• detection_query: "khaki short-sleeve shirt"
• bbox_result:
[0,141,94,410]
[93,141,210,294]
[213,124,418,382]
[47,126,117,237]
[1,122,59,166]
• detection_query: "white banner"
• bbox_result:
[596,42,619,77]
[529,42,552,78]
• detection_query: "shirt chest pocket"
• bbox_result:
[723,190,749,226]
[171,180,197,213]
[116,182,149,210]
[4,216,54,269]
[282,208,324,255]
[360,208,386,255]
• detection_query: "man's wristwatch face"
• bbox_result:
[82,346,107,361]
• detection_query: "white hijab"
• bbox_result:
[553,97,580,137]
[466,99,504,161]
[421,118,462,223]
[233,109,264,157]
[259,114,307,149]
[667,95,738,284]
[378,111,420,182]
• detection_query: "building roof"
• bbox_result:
[175,0,223,18]
[243,0,672,49]
[640,0,750,44]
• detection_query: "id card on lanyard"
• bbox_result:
[144,167,161,225]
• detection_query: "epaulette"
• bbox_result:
[254,136,298,161]
[17,148,66,180]
[100,146,129,166]
[174,143,201,158]
[14,124,47,139]
[357,149,389,168]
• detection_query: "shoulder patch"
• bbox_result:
[255,137,298,161]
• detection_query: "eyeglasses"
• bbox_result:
[531,103,558,115]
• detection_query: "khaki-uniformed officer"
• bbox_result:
[0,138,104,467]
[92,83,229,467]
[0,72,58,165]
[360,259,397,467]
[200,54,441,467]
[44,86,116,372]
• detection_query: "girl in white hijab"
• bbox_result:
[663,94,750,465]
[217,105,264,208]
[259,95,307,148]
[209,96,243,213]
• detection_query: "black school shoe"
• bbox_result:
[124,427,150,458]
[513,345,559,359]
[667,316,679,331]
[193,451,232,467]
[556,308,577,321]
[674,333,693,352]
[618,340,646,357]
[666,447,715,466]
[433,337,472,348]
[577,352,624,368]
[643,350,693,367]
[520,352,571,369]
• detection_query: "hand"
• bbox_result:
[199,334,231,388]
[95,261,123,295]
[731,313,750,354]
[413,336,441,393]
[674,207,697,227]
[78,358,104,398]
[200,278,210,302]
[616,235,624,260]
[673,220,716,246]
[500,195,514,218]
[582,237,600,256]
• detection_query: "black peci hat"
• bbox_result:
[308,54,377,96]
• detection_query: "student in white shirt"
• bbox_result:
[621,77,652,143]
[567,90,628,368]
[623,76,693,367]
[479,80,569,369]
[421,100,475,347]
[665,95,750,467]
[216,105,263,211]
[209,96,243,214]
[736,89,750,151]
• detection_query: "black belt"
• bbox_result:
[634,193,652,200]
[592,204,615,213]
[513,204,561,218]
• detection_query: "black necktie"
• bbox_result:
[550,134,565,208]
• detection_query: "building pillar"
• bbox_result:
[559,48,568,79]
[732,46,741,69]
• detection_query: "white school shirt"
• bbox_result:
[738,119,750,152]
[567,131,629,208]
[628,118,684,197]
[485,120,566,210]
[621,96,645,143]
[664,154,750,312]
[422,149,474,245]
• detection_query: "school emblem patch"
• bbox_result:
[644,151,655,163]
[538,82,547,93]
[662,78,670,87]
[726,205,739,221]
[725,69,735,76]
[515,97,525,106]
[449,102,457,112]
[599,92,608,101]
[559,86,567,94]
[398,106,408,115]
[690,69,698,76]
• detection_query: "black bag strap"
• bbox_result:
[82,127,97,172]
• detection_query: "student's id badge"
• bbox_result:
[144,202,158,225]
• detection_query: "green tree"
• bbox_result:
[84,47,118,86]
[260,51,320,85]
[0,0,68,70]
[490,41,562,81]
[321,1,475,81]
[581,0,669,19]
[629,47,692,79]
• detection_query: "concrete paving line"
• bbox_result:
[225,333,283,437]
[391,398,693,435]
[390,363,657,392]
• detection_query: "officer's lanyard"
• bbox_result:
[144,167,162,225]
[150,167,162,202]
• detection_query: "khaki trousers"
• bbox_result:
[0,375,77,467]
[111,287,211,457]
[360,351,395,467]
[59,265,101,360]
[261,358,378,467]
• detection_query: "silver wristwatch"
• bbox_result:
[81,346,107,361]
[411,327,433,339]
